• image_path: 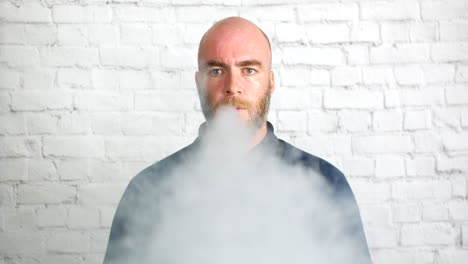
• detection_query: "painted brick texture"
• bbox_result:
[1,0,467,263]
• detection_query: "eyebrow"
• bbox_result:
[203,59,263,69]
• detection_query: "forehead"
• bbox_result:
[198,24,271,67]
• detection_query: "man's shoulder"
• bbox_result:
[129,140,200,187]
[276,138,349,191]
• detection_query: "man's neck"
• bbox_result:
[248,122,268,150]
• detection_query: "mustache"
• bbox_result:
[214,96,253,110]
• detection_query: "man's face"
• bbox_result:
[196,21,275,129]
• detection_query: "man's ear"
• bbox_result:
[269,71,275,94]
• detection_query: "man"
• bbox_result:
[103,17,372,264]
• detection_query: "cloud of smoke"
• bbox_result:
[109,107,368,264]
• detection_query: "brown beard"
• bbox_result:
[202,82,272,129]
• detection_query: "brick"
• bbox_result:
[0,231,45,254]
[26,113,58,134]
[119,70,151,90]
[410,22,438,42]
[422,201,449,222]
[393,180,451,200]
[90,113,121,135]
[0,114,26,135]
[280,68,329,86]
[431,43,468,62]
[135,90,196,111]
[324,89,383,109]
[342,157,374,177]
[394,65,424,85]
[401,223,453,246]
[345,45,369,65]
[440,21,468,41]
[100,206,117,228]
[0,93,9,113]
[434,107,460,128]
[353,135,413,154]
[297,3,358,21]
[57,25,88,46]
[406,157,435,177]
[393,202,419,222]
[365,227,399,248]
[68,206,100,228]
[88,25,119,46]
[57,159,89,181]
[437,155,468,173]
[43,136,104,158]
[57,112,91,134]
[3,207,36,230]
[91,69,119,90]
[350,22,380,43]
[0,137,40,158]
[37,206,67,227]
[351,181,391,202]
[100,47,159,68]
[40,47,99,67]
[24,24,56,45]
[0,25,25,44]
[360,204,391,227]
[120,23,152,46]
[121,113,152,136]
[282,47,344,66]
[241,6,296,22]
[373,111,403,131]
[451,176,467,198]
[39,255,81,264]
[331,66,361,86]
[375,156,405,178]
[362,66,395,85]
[446,85,468,105]
[12,91,72,111]
[57,68,92,89]
[53,5,112,23]
[442,132,468,152]
[152,23,185,46]
[90,230,109,253]
[47,231,89,253]
[275,23,305,43]
[404,110,431,131]
[150,70,181,90]
[292,135,351,156]
[88,160,125,183]
[339,111,371,132]
[370,44,430,64]
[385,87,444,107]
[449,201,468,221]
[307,112,338,132]
[463,225,468,246]
[105,136,165,161]
[114,6,162,22]
[160,46,196,69]
[371,249,434,264]
[362,1,419,20]
[29,159,59,181]
[422,64,455,84]
[0,159,27,181]
[306,23,349,44]
[0,46,39,67]
[436,249,468,264]
[0,184,15,206]
[421,1,468,20]
[456,64,468,83]
[177,6,237,23]
[78,183,127,205]
[22,68,55,90]
[17,183,75,204]
[277,111,307,132]
[0,2,51,23]
[381,22,410,42]
[0,68,19,89]
[74,91,132,111]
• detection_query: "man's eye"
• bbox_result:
[210,69,223,76]
[244,68,256,75]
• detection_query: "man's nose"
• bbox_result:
[224,71,242,95]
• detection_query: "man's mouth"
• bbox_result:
[236,107,246,110]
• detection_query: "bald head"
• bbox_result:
[197,17,272,70]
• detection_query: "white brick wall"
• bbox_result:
[1,0,467,263]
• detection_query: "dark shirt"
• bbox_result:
[103,122,372,264]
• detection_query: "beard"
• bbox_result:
[199,82,272,129]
